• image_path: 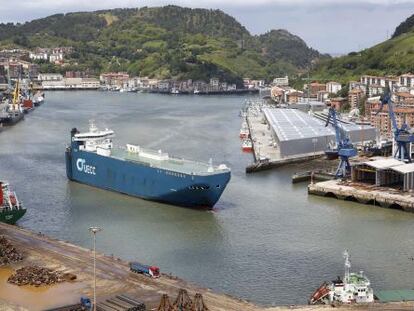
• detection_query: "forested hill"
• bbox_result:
[311,12,414,82]
[0,6,325,83]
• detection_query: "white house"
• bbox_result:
[273,76,289,87]
[326,81,342,94]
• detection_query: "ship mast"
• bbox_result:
[12,79,20,111]
[344,250,350,283]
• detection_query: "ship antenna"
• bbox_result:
[343,250,350,283]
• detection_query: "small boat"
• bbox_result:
[33,91,45,106]
[240,127,249,139]
[171,88,180,94]
[309,251,374,305]
[242,139,253,152]
[194,89,200,94]
[0,181,26,225]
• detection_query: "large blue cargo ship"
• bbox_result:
[65,122,231,208]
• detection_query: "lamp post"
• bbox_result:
[89,226,102,311]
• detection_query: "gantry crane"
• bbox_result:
[377,92,414,162]
[326,107,357,178]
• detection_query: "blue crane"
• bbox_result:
[325,107,357,178]
[377,92,414,162]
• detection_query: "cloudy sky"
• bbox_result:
[1,0,414,54]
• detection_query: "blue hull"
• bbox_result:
[65,147,230,209]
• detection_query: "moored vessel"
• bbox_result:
[309,251,374,305]
[241,139,253,152]
[0,181,26,225]
[65,121,231,209]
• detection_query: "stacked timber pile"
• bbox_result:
[191,293,209,311]
[8,266,66,286]
[0,235,23,265]
[97,294,145,311]
[157,294,174,311]
[157,289,209,311]
[174,289,193,311]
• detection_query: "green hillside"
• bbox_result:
[0,6,325,84]
[312,13,414,83]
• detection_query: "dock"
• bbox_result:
[0,223,414,310]
[244,102,325,173]
[0,222,265,311]
[308,179,414,211]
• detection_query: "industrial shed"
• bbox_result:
[352,158,414,191]
[263,108,377,158]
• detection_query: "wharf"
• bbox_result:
[0,222,263,311]
[245,109,324,173]
[0,223,413,310]
[308,180,414,211]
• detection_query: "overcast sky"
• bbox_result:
[1,0,414,54]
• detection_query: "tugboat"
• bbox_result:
[240,122,249,139]
[309,251,374,305]
[242,139,253,152]
[0,181,26,225]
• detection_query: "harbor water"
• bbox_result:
[1,91,414,306]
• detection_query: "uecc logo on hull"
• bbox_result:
[76,158,96,175]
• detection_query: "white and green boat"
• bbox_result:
[0,181,26,225]
[309,251,374,305]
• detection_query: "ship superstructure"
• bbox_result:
[65,122,231,208]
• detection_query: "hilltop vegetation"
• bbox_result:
[311,12,414,83]
[0,6,324,83]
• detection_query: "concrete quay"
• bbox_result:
[308,180,414,211]
[245,110,324,173]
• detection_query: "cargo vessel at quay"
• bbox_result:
[0,181,26,225]
[65,122,231,208]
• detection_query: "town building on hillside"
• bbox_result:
[348,88,364,109]
[393,92,414,105]
[38,73,63,81]
[99,72,129,87]
[210,77,220,89]
[317,90,329,102]
[367,84,385,97]
[81,78,100,89]
[367,100,414,138]
[349,81,367,94]
[271,86,284,103]
[307,82,326,98]
[286,91,303,104]
[326,97,347,111]
[273,76,289,87]
[399,73,414,88]
[326,81,342,94]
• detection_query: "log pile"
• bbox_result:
[157,294,174,311]
[191,293,209,311]
[174,289,192,311]
[157,290,209,311]
[0,235,23,266]
[8,266,66,286]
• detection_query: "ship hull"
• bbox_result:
[0,209,26,225]
[65,148,230,209]
[0,113,24,126]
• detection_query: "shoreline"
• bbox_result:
[0,222,413,310]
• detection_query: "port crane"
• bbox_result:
[377,92,414,162]
[326,107,357,178]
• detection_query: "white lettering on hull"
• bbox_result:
[76,158,96,175]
